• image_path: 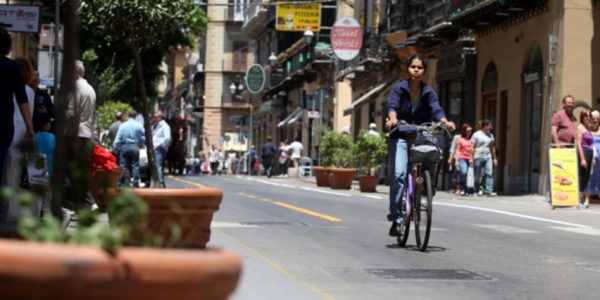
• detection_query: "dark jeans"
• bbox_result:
[262,157,273,177]
[65,136,95,209]
[155,147,167,186]
[119,144,140,187]
[210,161,218,175]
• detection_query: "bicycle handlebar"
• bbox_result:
[388,121,452,138]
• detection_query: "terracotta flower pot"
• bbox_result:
[358,175,378,192]
[328,167,357,189]
[313,166,330,187]
[91,165,123,209]
[105,188,222,249]
[0,239,241,299]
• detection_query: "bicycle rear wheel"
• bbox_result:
[414,169,433,251]
[397,192,410,247]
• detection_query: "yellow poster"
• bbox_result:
[275,3,321,32]
[549,147,579,207]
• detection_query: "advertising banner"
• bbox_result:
[0,5,40,33]
[275,3,321,32]
[549,147,579,207]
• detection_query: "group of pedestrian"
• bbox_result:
[448,120,498,197]
[111,110,172,188]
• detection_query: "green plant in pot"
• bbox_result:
[321,130,356,189]
[352,130,387,192]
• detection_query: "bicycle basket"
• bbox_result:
[408,130,446,164]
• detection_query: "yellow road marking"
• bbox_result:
[237,192,247,196]
[168,175,208,188]
[214,228,336,300]
[260,198,271,202]
[246,195,257,199]
[272,201,342,222]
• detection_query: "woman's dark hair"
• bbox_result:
[0,27,11,56]
[460,123,472,138]
[406,54,427,70]
[478,119,491,129]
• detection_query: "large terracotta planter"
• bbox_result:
[328,167,357,189]
[358,175,378,192]
[91,165,123,209]
[313,166,330,187]
[105,188,222,249]
[0,239,241,299]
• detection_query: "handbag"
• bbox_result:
[467,165,475,189]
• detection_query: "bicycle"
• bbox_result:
[390,121,451,251]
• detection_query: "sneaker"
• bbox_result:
[477,190,483,196]
[91,203,99,211]
[486,192,497,197]
[388,222,399,236]
[460,191,466,196]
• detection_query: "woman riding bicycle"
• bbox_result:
[385,54,455,237]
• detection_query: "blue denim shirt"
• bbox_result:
[113,119,145,149]
[386,80,446,135]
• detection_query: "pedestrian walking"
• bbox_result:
[32,71,55,120]
[208,145,219,175]
[152,111,171,188]
[261,136,277,177]
[64,60,97,209]
[248,145,257,175]
[447,133,461,195]
[576,109,594,208]
[471,119,497,197]
[33,112,55,180]
[366,123,380,137]
[584,110,600,206]
[551,95,576,147]
[108,112,123,146]
[454,123,474,196]
[113,110,145,187]
[289,137,304,169]
[278,140,290,177]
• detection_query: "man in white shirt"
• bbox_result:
[152,111,172,188]
[289,137,304,168]
[65,60,97,209]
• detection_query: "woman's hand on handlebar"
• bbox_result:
[445,121,456,132]
[385,117,398,130]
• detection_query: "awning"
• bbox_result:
[343,77,396,116]
[277,109,303,127]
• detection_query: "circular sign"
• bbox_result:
[245,64,266,94]
[331,17,363,61]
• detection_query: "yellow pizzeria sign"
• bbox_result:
[548,147,579,207]
[275,3,321,32]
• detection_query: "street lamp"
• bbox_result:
[269,52,277,67]
[229,82,236,95]
[304,30,314,45]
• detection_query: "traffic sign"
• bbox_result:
[245,64,265,94]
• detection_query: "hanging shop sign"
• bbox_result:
[245,64,265,94]
[331,17,363,61]
[0,5,40,33]
[275,3,321,32]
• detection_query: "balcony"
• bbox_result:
[221,95,251,108]
[222,50,249,72]
[241,0,268,38]
[449,0,548,32]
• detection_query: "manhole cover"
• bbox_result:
[366,268,492,280]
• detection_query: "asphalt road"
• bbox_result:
[167,174,600,300]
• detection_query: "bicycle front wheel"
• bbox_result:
[414,169,433,251]
[397,192,410,247]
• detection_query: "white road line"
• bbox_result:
[300,186,351,197]
[279,184,296,188]
[550,227,600,236]
[363,195,382,199]
[474,224,541,234]
[255,179,281,186]
[436,202,592,228]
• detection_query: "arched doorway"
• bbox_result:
[481,63,498,124]
[522,44,544,193]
